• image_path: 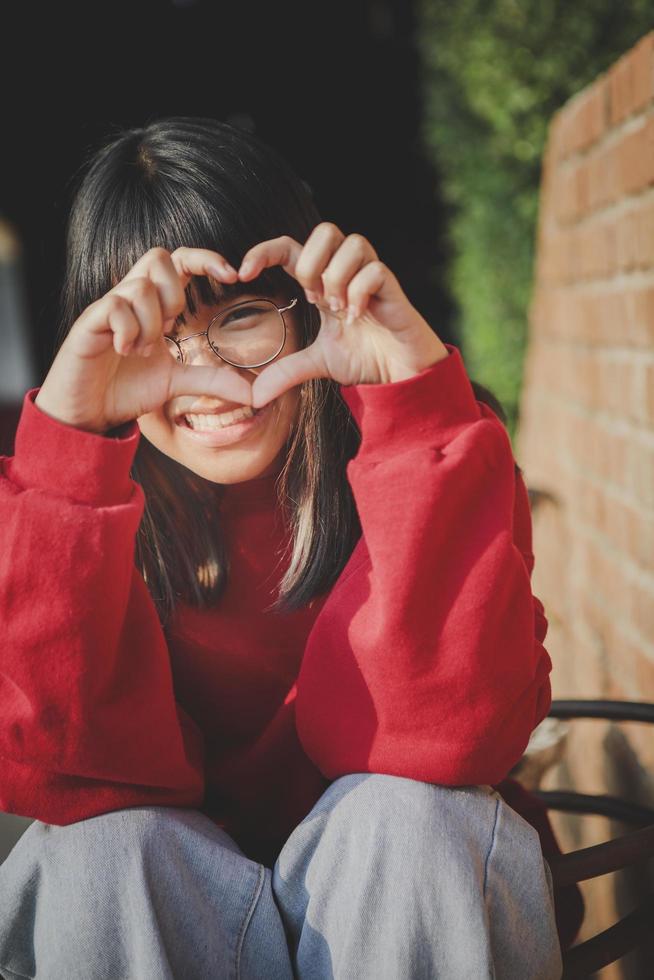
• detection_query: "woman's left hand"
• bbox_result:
[237,222,450,409]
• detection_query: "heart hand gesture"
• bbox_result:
[237,223,449,409]
[35,247,253,435]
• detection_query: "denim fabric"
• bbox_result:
[273,776,562,979]
[0,775,562,979]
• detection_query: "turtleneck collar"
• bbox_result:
[218,470,281,511]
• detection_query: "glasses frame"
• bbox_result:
[164,295,299,369]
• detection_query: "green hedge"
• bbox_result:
[415,0,653,439]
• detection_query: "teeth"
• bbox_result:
[185,406,257,430]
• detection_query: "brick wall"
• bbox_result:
[516,32,654,976]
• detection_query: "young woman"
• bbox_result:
[0,116,565,978]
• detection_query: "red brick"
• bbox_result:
[645,362,654,423]
[596,493,634,559]
[616,209,639,272]
[570,79,610,154]
[589,75,610,144]
[643,112,654,189]
[608,54,630,126]
[634,580,654,639]
[629,31,654,115]
[631,648,654,704]
[616,122,647,195]
[553,169,577,225]
[606,33,654,124]
[636,201,654,265]
[633,441,654,507]
[625,287,654,347]
[628,507,654,571]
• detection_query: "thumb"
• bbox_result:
[168,363,254,407]
[251,346,326,409]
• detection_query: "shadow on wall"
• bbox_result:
[0,216,38,860]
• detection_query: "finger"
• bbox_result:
[144,251,188,322]
[105,298,141,356]
[112,277,165,353]
[116,250,182,342]
[124,246,238,290]
[169,246,239,291]
[237,234,305,287]
[320,233,378,312]
[239,224,352,310]
[294,223,349,302]
[250,345,326,409]
[72,293,140,359]
[344,261,395,325]
[168,363,254,407]
[121,246,172,282]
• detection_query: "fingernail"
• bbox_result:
[305,289,319,303]
[328,296,343,313]
[239,260,253,277]
[142,343,154,357]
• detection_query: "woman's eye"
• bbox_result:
[225,306,265,322]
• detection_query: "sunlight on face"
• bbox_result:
[136,292,303,485]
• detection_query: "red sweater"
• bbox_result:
[1,343,554,866]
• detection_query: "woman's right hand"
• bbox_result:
[35,247,254,435]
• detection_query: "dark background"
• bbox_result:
[1,0,456,389]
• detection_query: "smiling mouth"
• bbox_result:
[174,400,276,431]
[179,406,262,430]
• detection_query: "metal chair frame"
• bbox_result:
[531,699,654,978]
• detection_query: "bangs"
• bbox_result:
[68,120,305,336]
[171,273,295,331]
[102,177,296,327]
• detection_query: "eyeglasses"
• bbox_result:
[164,296,299,369]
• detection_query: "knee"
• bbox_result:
[275,776,502,939]
[3,805,202,898]
[301,773,502,878]
[0,808,176,977]
[324,773,498,837]
[44,805,184,862]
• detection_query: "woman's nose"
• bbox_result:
[183,340,219,368]
[183,339,260,380]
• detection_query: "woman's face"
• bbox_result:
[136,290,303,485]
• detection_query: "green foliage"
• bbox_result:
[415,0,654,439]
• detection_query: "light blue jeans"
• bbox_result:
[0,774,562,979]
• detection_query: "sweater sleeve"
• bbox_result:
[295,343,553,786]
[0,388,205,825]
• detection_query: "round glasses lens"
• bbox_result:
[208,300,285,367]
